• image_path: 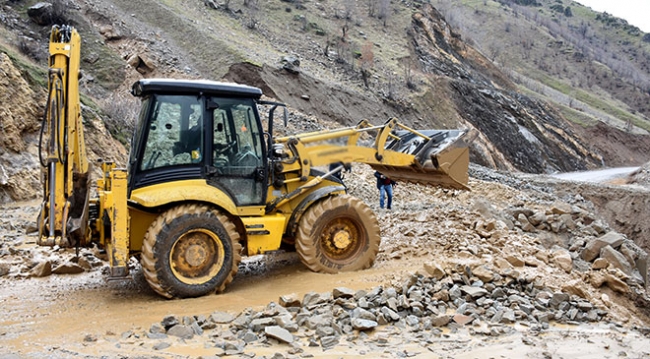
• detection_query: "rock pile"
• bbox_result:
[0,203,106,279]
[503,201,647,293]
[115,260,614,357]
[97,170,650,356]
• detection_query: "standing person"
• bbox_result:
[374,171,396,210]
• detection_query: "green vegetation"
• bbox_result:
[0,44,48,91]
[80,93,101,113]
[571,92,650,132]
[65,13,124,90]
[528,71,650,132]
[555,103,597,127]
[432,0,650,135]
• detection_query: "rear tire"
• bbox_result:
[140,204,241,299]
[295,195,380,273]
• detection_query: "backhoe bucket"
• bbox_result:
[370,128,477,190]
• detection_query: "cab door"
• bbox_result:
[207,97,266,206]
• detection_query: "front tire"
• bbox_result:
[140,204,241,299]
[295,195,380,273]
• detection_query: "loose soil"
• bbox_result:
[1,166,649,358]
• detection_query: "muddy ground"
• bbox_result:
[1,165,649,359]
[2,1,650,358]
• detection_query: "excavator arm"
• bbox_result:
[272,118,475,185]
[266,118,476,212]
[37,25,91,248]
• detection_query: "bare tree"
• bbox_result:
[298,15,307,32]
[577,21,589,38]
[335,30,350,64]
[359,42,374,88]
[383,70,402,101]
[378,0,390,27]
[402,57,415,90]
[343,1,355,21]
[368,0,376,17]
[101,92,139,145]
[322,22,333,57]
[487,43,503,62]
[341,21,349,43]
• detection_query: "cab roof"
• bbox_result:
[131,78,263,99]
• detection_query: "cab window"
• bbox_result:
[140,95,203,171]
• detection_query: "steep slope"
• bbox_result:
[405,5,604,173]
[430,0,650,154]
[0,49,127,203]
[1,0,650,203]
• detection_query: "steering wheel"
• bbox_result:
[215,141,236,155]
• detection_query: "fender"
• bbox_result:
[129,179,239,215]
[285,185,346,238]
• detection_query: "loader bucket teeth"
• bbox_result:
[370,129,477,190]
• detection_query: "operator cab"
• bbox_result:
[129,79,267,206]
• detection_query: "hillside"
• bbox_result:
[1,0,650,205]
[433,0,650,126]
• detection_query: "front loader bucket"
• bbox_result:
[370,128,477,190]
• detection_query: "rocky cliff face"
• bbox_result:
[0,53,44,202]
[0,53,127,203]
[409,4,603,173]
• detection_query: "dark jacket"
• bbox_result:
[374,171,395,189]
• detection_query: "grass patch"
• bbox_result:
[70,15,125,90]
[528,71,650,132]
[80,93,102,113]
[0,44,48,91]
[555,103,597,127]
[111,0,247,79]
[571,91,650,132]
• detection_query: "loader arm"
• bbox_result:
[273,117,476,191]
[37,25,91,248]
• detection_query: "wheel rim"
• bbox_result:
[319,217,363,261]
[170,229,225,285]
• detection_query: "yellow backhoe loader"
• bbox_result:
[37,26,476,298]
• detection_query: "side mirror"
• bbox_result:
[206,98,220,110]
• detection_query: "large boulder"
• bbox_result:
[581,232,625,262]
[27,3,54,25]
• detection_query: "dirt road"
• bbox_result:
[2,169,650,358]
[0,253,393,357]
[2,250,649,358]
[551,167,640,183]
